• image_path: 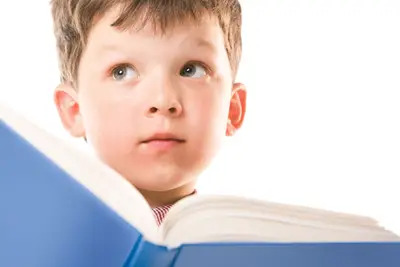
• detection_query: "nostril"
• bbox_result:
[150,107,158,113]
[169,107,177,113]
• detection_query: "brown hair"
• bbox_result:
[51,0,242,86]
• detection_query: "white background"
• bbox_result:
[0,1,399,234]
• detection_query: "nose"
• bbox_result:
[146,77,183,118]
[148,102,182,116]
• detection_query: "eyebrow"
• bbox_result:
[193,38,217,53]
[98,44,121,53]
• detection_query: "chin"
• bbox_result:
[125,169,191,192]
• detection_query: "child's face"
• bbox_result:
[56,8,246,193]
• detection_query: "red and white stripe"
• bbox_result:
[152,204,173,226]
[151,190,197,226]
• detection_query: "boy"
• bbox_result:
[51,0,247,224]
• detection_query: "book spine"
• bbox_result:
[124,240,179,267]
[123,235,144,266]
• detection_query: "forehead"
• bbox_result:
[87,7,226,51]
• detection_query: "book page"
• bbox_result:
[0,104,161,244]
[161,195,399,247]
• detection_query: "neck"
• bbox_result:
[138,182,196,208]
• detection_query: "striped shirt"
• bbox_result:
[152,190,196,226]
[152,204,174,226]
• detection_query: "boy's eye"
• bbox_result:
[180,63,207,78]
[111,65,138,81]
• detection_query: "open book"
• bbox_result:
[1,103,399,267]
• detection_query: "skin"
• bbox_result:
[54,8,247,207]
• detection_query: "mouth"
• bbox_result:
[142,138,185,144]
[140,135,185,152]
[140,133,186,146]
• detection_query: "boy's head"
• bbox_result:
[52,0,247,206]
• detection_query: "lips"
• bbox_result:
[141,133,185,144]
[140,133,185,152]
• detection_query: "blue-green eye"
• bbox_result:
[180,63,207,78]
[112,65,138,81]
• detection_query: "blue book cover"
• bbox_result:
[1,106,400,267]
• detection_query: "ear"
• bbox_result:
[54,83,85,138]
[226,83,247,136]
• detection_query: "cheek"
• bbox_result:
[79,89,137,154]
[86,109,127,155]
[187,88,231,146]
